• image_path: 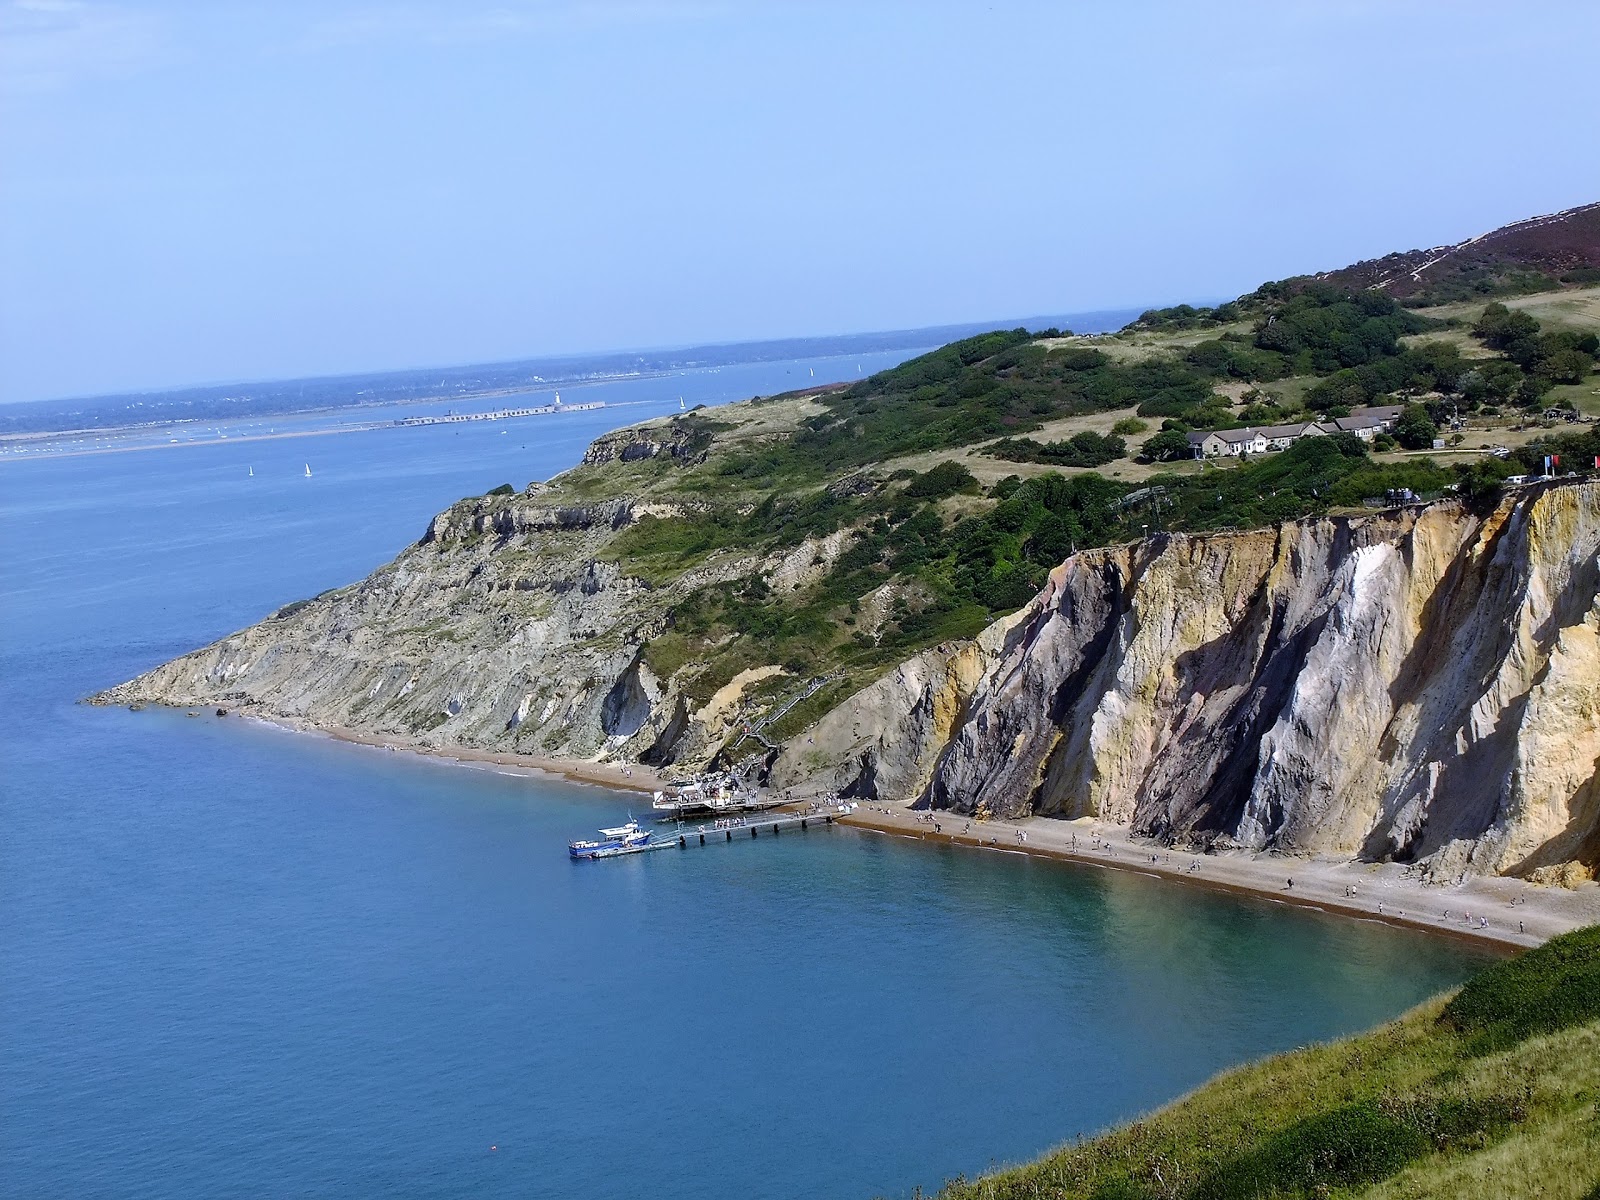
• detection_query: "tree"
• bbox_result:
[1394,405,1438,451]
[1515,376,1552,409]
[1537,347,1596,386]
[1143,429,1194,461]
[905,460,978,498]
[1472,302,1540,350]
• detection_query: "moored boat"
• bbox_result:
[568,819,652,860]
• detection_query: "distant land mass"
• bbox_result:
[0,311,1143,437]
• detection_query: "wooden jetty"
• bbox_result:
[572,804,856,859]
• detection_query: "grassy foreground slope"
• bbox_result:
[930,928,1600,1200]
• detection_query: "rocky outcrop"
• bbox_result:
[581,421,710,467]
[897,481,1600,881]
[93,481,770,767]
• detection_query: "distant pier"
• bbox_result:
[571,804,856,860]
[398,399,604,427]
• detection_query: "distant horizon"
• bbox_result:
[1,302,1162,412]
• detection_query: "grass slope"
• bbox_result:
[927,927,1600,1200]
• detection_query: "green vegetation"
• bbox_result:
[1132,302,1242,331]
[932,927,1600,1200]
[486,483,516,497]
[1473,302,1599,390]
[1443,926,1600,1053]
[986,431,1126,467]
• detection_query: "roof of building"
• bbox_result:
[1255,421,1324,440]
[1212,427,1267,445]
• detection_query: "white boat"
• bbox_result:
[304,464,312,477]
[568,819,652,859]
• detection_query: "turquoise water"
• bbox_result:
[1,352,1494,1199]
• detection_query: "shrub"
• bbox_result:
[904,460,979,499]
[987,432,1125,467]
[487,483,515,497]
[1394,404,1439,450]
[1441,924,1600,1052]
[1142,429,1193,462]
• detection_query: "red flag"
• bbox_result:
[1552,454,1560,467]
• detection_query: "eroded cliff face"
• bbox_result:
[905,481,1600,882]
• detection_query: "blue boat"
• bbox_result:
[568,819,652,860]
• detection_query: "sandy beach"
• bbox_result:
[839,803,1600,952]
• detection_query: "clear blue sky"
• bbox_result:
[3,1,1597,404]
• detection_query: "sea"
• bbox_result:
[0,346,1495,1199]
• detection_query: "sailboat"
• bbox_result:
[248,465,254,477]
[678,396,686,411]
[809,368,814,377]
[304,464,312,478]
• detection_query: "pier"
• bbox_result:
[572,804,856,859]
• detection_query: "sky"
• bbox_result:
[2,1,1598,404]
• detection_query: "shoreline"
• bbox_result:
[126,705,1599,950]
[838,805,1600,952]
[226,710,669,795]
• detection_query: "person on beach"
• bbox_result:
[1286,878,1293,890]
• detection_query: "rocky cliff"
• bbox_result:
[864,480,1600,882]
[95,419,1600,882]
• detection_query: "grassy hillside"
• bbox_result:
[431,206,1596,756]
[926,927,1600,1200]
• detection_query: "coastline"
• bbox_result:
[838,804,1600,952]
[227,710,668,795]
[139,706,1598,950]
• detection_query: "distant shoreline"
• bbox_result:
[0,398,661,463]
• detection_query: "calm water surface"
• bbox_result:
[1,352,1494,1199]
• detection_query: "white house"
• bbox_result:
[1255,421,1328,451]
[1323,405,1405,441]
[1189,428,1269,458]
[1186,405,1406,458]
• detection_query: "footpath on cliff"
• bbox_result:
[839,803,1600,951]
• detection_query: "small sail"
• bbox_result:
[304,464,312,477]
[678,396,686,411]
[248,465,253,476]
